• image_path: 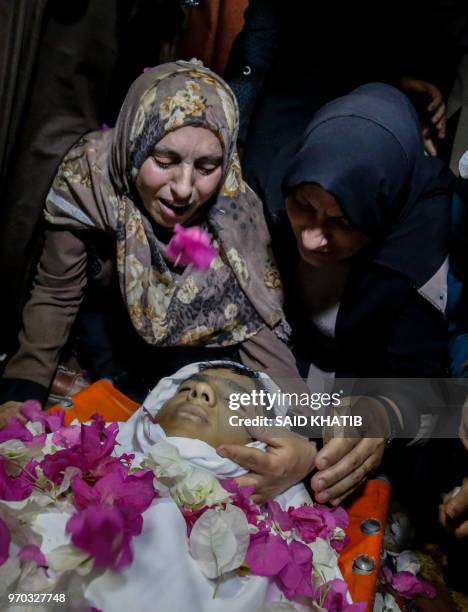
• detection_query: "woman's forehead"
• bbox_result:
[154,126,223,157]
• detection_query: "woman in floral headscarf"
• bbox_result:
[0,61,315,501]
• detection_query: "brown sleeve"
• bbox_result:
[3,228,88,390]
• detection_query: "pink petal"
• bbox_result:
[0,517,10,566]
[52,425,81,448]
[20,400,44,423]
[166,224,218,270]
[0,417,33,444]
[289,539,312,565]
[267,500,294,531]
[0,457,33,501]
[18,544,47,567]
[391,571,437,599]
[66,505,132,571]
[246,533,289,576]
[330,506,349,529]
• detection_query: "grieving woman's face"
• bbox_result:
[155,368,261,447]
[135,126,223,229]
[286,184,369,266]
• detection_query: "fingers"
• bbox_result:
[454,520,468,538]
[315,453,372,504]
[422,130,437,156]
[439,504,448,529]
[331,478,367,506]
[217,444,272,474]
[445,483,468,522]
[315,438,358,470]
[431,102,446,125]
[435,118,446,140]
[235,475,260,490]
[245,424,294,446]
[440,481,468,538]
[312,439,384,503]
[426,87,443,112]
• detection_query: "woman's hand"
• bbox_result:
[311,396,389,505]
[439,478,468,538]
[400,76,446,156]
[218,431,317,504]
[0,401,24,429]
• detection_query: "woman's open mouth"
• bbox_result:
[159,198,192,219]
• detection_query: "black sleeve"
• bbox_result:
[352,290,455,441]
[224,0,281,143]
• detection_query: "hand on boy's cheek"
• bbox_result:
[218,432,317,504]
[439,478,468,538]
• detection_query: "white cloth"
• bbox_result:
[83,362,344,611]
[87,422,314,612]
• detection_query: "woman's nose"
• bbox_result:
[301,227,328,250]
[171,164,193,202]
[188,382,216,406]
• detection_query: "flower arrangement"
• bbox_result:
[1,403,363,611]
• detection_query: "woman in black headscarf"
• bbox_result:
[272,83,455,506]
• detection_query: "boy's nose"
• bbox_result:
[188,382,216,407]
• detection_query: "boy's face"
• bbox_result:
[155,368,261,447]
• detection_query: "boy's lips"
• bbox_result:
[176,403,210,424]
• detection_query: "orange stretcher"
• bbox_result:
[48,380,390,609]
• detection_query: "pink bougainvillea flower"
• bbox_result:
[41,416,120,484]
[316,579,367,611]
[0,417,32,444]
[80,416,119,463]
[288,504,336,543]
[245,532,290,576]
[0,457,33,501]
[331,533,350,553]
[222,479,259,525]
[51,425,81,449]
[72,469,156,517]
[0,415,45,446]
[18,544,47,568]
[267,500,294,532]
[66,504,133,571]
[379,563,393,585]
[391,571,437,599]
[277,540,314,600]
[166,224,218,270]
[329,506,349,530]
[0,517,10,567]
[20,400,64,433]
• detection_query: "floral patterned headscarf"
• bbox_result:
[44,61,285,347]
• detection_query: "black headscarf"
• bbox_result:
[283,83,453,288]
